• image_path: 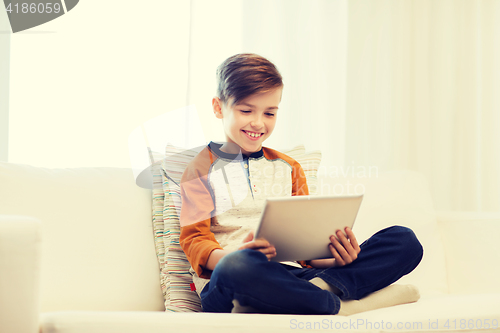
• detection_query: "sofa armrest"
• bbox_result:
[435,210,500,294]
[0,215,42,333]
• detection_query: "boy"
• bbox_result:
[179,53,423,315]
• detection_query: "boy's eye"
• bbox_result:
[240,110,251,113]
[265,113,275,117]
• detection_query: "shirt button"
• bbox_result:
[244,164,248,169]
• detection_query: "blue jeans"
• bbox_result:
[200,225,423,314]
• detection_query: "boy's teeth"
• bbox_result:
[247,132,261,138]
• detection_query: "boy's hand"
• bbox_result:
[328,227,360,267]
[238,231,277,260]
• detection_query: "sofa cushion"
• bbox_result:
[155,145,321,312]
[437,212,500,294]
[38,293,500,333]
[0,215,41,333]
[316,170,448,295]
[0,162,165,312]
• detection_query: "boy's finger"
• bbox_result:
[260,246,276,254]
[336,230,358,259]
[345,227,360,252]
[243,231,254,243]
[253,239,271,248]
[238,242,252,250]
[261,246,276,260]
[335,231,353,251]
[330,235,350,259]
[329,243,345,266]
[241,240,274,252]
[332,234,356,264]
[266,248,277,257]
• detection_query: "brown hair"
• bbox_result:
[216,53,283,107]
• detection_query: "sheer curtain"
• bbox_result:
[188,0,500,212]
[344,0,500,211]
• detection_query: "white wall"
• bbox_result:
[6,0,347,169]
[8,0,191,168]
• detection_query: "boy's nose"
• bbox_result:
[250,116,264,129]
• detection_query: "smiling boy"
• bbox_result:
[179,53,423,315]
[215,87,279,156]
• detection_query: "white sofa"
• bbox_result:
[1,161,500,333]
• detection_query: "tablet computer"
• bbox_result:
[254,194,363,262]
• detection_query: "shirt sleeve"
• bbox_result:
[179,154,223,279]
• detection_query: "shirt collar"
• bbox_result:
[209,141,264,160]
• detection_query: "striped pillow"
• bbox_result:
[162,146,202,312]
[284,145,321,195]
[151,161,169,307]
[152,144,322,312]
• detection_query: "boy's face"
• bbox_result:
[213,87,282,156]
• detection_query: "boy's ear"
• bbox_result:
[212,97,223,119]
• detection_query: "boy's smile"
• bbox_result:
[242,130,263,140]
[213,87,282,156]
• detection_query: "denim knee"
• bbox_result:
[213,249,266,286]
[386,225,424,265]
